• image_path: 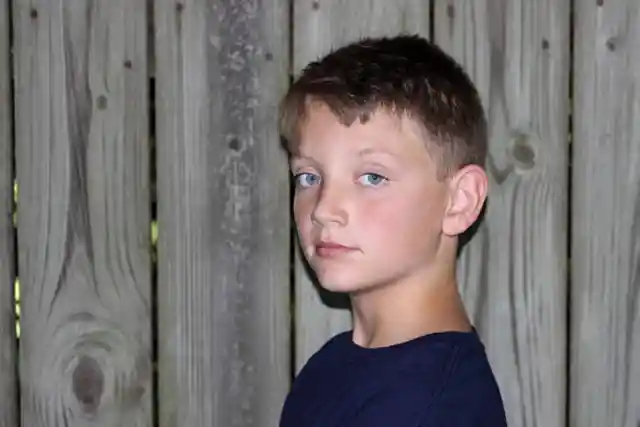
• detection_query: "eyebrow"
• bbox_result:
[289,154,314,163]
[358,148,398,159]
[290,149,398,164]
[288,155,318,170]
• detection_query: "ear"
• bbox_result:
[442,164,488,237]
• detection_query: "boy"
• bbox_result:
[278,35,507,426]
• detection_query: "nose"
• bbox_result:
[311,183,348,226]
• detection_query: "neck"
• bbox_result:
[349,261,471,348]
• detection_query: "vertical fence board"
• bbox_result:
[572,1,640,426]
[292,0,431,372]
[154,1,291,426]
[434,1,569,426]
[13,1,152,426]
[0,0,16,425]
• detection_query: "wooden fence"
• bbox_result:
[0,0,638,426]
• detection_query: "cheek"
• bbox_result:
[359,192,443,250]
[356,198,411,247]
[293,195,313,236]
[362,199,405,227]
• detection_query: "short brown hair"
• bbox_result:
[278,34,487,179]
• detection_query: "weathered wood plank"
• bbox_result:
[292,0,431,373]
[571,1,640,426]
[13,1,152,426]
[154,1,291,426]
[0,0,17,425]
[433,1,570,426]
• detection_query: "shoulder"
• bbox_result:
[290,330,352,384]
[279,330,354,426]
[416,339,507,426]
[298,330,351,369]
[348,331,507,427]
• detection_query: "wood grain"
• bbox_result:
[13,1,152,425]
[434,1,570,426]
[0,0,17,425]
[153,1,291,426]
[292,0,431,373]
[571,0,640,425]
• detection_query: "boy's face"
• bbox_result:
[290,102,479,294]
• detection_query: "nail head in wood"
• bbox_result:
[97,95,108,110]
[606,38,616,51]
[447,4,455,19]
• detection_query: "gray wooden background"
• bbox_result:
[0,1,638,426]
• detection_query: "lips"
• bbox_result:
[315,241,357,257]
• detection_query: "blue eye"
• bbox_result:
[294,172,320,188]
[359,173,388,187]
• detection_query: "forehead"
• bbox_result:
[294,103,431,161]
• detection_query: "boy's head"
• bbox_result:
[280,35,488,295]
[280,34,487,179]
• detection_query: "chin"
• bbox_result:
[316,280,356,294]
[314,270,377,294]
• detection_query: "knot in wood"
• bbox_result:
[228,137,242,151]
[72,355,104,414]
[509,134,536,171]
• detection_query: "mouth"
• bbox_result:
[314,241,358,258]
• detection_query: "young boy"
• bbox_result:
[278,35,507,426]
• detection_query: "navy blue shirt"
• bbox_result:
[279,329,507,427]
